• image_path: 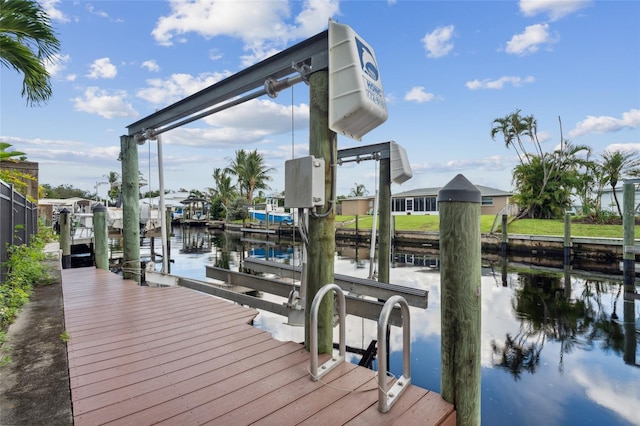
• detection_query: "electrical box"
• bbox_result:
[328,19,388,141]
[390,142,412,184]
[284,156,325,208]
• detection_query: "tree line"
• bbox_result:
[491,110,640,221]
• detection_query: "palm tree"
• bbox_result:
[349,183,368,197]
[0,0,61,106]
[242,150,274,205]
[105,171,120,205]
[210,168,237,222]
[225,149,274,205]
[225,149,248,199]
[600,150,640,217]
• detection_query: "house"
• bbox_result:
[392,185,512,216]
[340,196,376,216]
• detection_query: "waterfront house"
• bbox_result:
[392,185,512,216]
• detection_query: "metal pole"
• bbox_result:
[623,182,635,291]
[156,135,169,273]
[368,190,379,280]
[438,174,482,425]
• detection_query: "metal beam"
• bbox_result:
[337,141,394,161]
[127,30,328,137]
[204,265,404,325]
[239,257,428,308]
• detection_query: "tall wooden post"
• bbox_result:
[622,182,635,291]
[500,214,508,258]
[92,203,109,270]
[120,135,140,284]
[305,70,335,353]
[59,208,71,269]
[563,212,572,267]
[438,174,481,425]
[378,157,391,283]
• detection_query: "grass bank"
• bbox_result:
[335,215,634,239]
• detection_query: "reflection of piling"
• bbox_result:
[622,182,635,291]
[623,299,636,365]
[438,174,481,425]
[93,203,108,270]
[60,208,71,269]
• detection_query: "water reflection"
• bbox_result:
[163,227,640,426]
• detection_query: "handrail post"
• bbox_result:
[309,283,345,381]
[377,295,411,413]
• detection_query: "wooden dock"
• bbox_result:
[62,267,455,425]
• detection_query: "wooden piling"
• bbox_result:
[92,203,108,270]
[120,135,140,283]
[60,208,71,269]
[500,214,508,257]
[305,70,335,353]
[564,212,572,266]
[438,174,481,426]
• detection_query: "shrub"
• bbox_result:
[0,228,51,328]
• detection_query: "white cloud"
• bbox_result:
[466,75,535,90]
[46,53,71,77]
[136,71,232,105]
[422,25,455,58]
[519,0,592,21]
[151,0,338,66]
[73,87,138,119]
[569,109,640,138]
[40,0,69,23]
[86,58,117,79]
[404,86,435,103]
[141,60,160,72]
[204,98,309,134]
[505,23,557,56]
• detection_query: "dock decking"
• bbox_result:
[62,267,455,425]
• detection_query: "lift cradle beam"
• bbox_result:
[127,30,329,139]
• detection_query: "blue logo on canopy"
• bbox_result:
[355,38,379,81]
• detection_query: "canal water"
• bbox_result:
[150,226,640,426]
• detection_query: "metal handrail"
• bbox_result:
[309,283,346,381]
[378,295,411,413]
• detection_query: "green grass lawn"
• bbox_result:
[335,214,634,239]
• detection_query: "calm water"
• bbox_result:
[153,226,640,426]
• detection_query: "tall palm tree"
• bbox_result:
[225,149,248,199]
[0,0,61,106]
[225,149,274,205]
[242,150,274,205]
[600,150,640,217]
[349,183,368,197]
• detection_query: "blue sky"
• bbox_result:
[1,0,639,199]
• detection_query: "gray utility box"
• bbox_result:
[284,156,325,208]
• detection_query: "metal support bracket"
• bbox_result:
[378,295,412,413]
[310,283,346,381]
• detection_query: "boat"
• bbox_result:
[249,196,295,225]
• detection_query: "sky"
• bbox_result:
[1,0,639,200]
